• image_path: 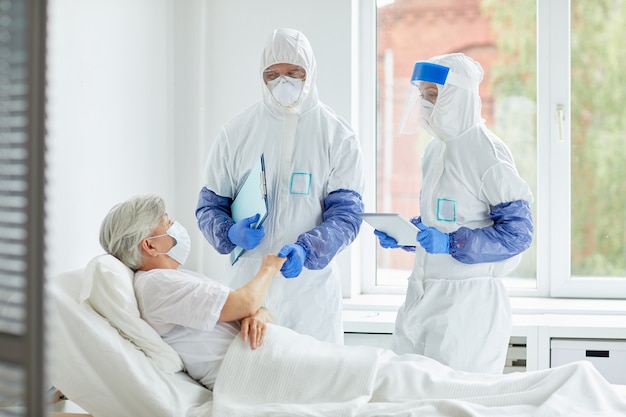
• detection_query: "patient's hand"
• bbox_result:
[260,254,287,275]
[240,307,273,350]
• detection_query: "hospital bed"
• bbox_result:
[48,255,626,417]
[48,257,213,417]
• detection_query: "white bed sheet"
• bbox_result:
[48,268,213,417]
[214,324,626,417]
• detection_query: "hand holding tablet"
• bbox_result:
[359,213,419,246]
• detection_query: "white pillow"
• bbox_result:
[79,254,183,373]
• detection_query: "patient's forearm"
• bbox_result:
[219,255,284,322]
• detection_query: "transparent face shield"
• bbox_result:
[398,61,477,135]
[398,82,428,135]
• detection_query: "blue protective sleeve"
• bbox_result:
[295,189,364,270]
[449,200,533,264]
[195,187,237,254]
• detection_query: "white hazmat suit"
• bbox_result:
[196,29,364,344]
[387,53,534,373]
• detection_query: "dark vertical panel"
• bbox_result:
[0,0,47,415]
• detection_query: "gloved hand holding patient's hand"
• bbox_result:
[260,253,287,274]
[416,220,450,254]
[374,229,400,249]
[228,213,265,250]
[277,244,306,278]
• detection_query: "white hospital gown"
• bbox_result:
[134,268,239,388]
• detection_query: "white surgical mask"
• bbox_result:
[267,76,304,107]
[420,100,436,136]
[421,100,435,121]
[149,221,191,265]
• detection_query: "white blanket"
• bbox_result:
[213,325,626,417]
[213,324,379,416]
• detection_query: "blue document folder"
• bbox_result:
[230,154,268,265]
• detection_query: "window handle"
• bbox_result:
[555,104,565,142]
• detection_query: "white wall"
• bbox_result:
[46,0,356,290]
[46,0,203,275]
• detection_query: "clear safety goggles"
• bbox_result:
[398,61,478,135]
[262,68,306,82]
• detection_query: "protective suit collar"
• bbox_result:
[426,53,484,139]
[260,28,319,117]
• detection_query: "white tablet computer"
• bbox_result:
[359,213,418,246]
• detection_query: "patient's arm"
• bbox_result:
[240,307,273,350]
[219,254,285,322]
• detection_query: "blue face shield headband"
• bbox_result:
[410,61,477,92]
[398,60,479,135]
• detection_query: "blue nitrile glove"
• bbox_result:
[227,213,265,250]
[277,244,306,278]
[374,229,400,249]
[416,221,450,254]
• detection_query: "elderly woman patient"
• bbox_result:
[99,194,284,389]
[98,194,626,416]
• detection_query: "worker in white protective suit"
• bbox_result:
[375,53,534,373]
[196,28,364,344]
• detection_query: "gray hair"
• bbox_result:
[99,194,166,270]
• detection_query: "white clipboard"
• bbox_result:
[230,154,268,265]
[359,213,418,246]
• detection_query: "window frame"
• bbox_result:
[544,0,626,298]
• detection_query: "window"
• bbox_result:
[547,0,626,297]
[356,0,626,299]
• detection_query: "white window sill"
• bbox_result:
[343,295,626,333]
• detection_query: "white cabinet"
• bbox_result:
[343,310,626,377]
[551,339,626,384]
[344,332,528,374]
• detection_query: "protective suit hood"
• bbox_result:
[260,28,319,116]
[427,53,484,139]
